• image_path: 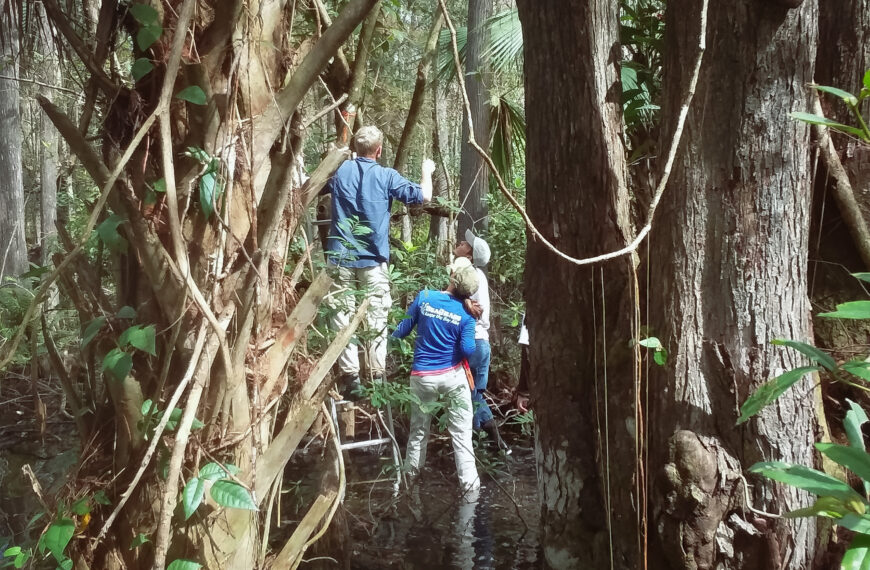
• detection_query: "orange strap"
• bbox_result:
[463,360,475,391]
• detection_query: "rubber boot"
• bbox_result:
[481,419,511,455]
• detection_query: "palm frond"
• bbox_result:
[437,25,467,84]
[483,8,522,74]
[489,95,526,182]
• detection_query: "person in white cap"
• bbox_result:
[453,229,509,453]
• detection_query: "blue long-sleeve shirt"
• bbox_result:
[392,290,476,373]
[323,157,423,267]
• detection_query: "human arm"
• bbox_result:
[419,159,434,203]
[392,293,421,339]
[458,316,476,360]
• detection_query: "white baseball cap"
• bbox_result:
[465,229,491,267]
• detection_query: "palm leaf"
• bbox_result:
[482,8,523,74]
[489,95,526,181]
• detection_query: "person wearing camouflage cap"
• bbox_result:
[391,263,482,495]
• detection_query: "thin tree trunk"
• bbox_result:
[457,0,491,239]
[38,3,60,267]
[0,12,26,280]
[517,1,638,567]
[649,1,819,568]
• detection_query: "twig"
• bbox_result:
[812,92,870,269]
[302,92,348,130]
[0,74,79,94]
[438,0,709,267]
[95,320,209,542]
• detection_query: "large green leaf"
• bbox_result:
[131,58,154,81]
[841,514,870,534]
[136,24,163,51]
[181,477,205,520]
[785,495,850,519]
[737,366,820,424]
[38,518,74,562]
[199,462,240,481]
[819,301,870,320]
[817,443,870,484]
[842,532,870,570]
[129,3,159,26]
[103,348,133,381]
[166,560,202,570]
[844,361,870,382]
[482,8,522,74]
[813,84,859,106]
[748,461,863,503]
[80,316,107,349]
[96,214,128,253]
[176,86,207,105]
[771,339,837,370]
[846,398,870,452]
[790,112,867,138]
[210,480,258,511]
[199,170,222,219]
[119,324,156,355]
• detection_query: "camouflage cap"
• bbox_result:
[450,264,479,298]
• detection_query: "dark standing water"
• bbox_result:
[340,433,541,570]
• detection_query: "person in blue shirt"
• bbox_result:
[392,263,482,495]
[323,126,434,396]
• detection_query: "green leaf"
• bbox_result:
[80,316,107,349]
[131,58,154,81]
[841,514,870,534]
[846,399,870,456]
[785,495,849,519]
[819,301,870,320]
[129,3,159,26]
[842,532,870,570]
[185,147,211,163]
[199,462,239,481]
[771,339,837,370]
[3,547,21,557]
[152,178,166,193]
[59,557,73,570]
[96,214,128,253]
[103,348,133,381]
[141,399,154,416]
[176,86,207,105]
[70,498,89,516]
[199,170,221,219]
[638,337,662,349]
[864,70,870,91]
[182,477,206,520]
[136,24,162,51]
[813,84,859,106]
[38,518,74,562]
[748,461,864,503]
[117,306,137,319]
[119,324,156,355]
[844,361,870,382]
[817,442,870,484]
[166,561,202,570]
[789,112,867,138]
[210,480,258,511]
[737,366,820,424]
[130,533,149,550]
[93,490,111,505]
[653,349,667,366]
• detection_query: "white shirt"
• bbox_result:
[470,267,490,341]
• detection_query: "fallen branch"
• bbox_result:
[812,93,870,269]
[438,0,709,267]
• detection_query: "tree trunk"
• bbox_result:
[457,0,491,239]
[0,11,26,280]
[517,1,638,567]
[648,1,819,568]
[38,3,60,267]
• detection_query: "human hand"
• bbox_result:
[421,158,436,177]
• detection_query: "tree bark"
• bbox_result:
[649,1,819,568]
[517,1,638,567]
[457,0,491,239]
[0,12,26,280]
[38,3,60,267]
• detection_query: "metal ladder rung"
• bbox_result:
[339,437,392,450]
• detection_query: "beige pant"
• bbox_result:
[326,263,392,379]
[405,367,480,493]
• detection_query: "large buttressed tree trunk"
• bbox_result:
[0,7,26,280]
[649,1,819,568]
[29,0,377,567]
[517,1,640,567]
[457,0,491,238]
